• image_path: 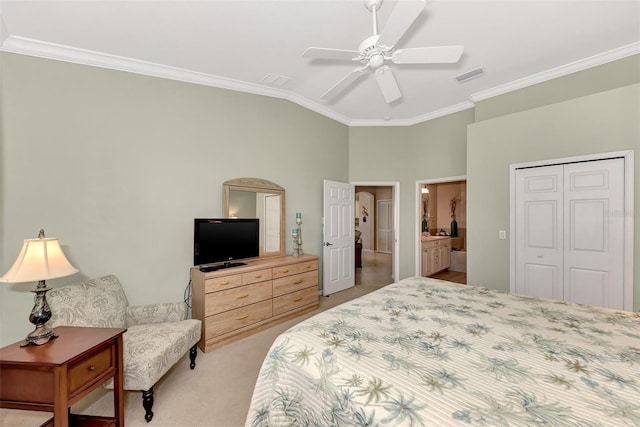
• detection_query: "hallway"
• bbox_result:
[355,250,467,288]
[355,251,394,287]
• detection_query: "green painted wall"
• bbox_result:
[348,110,474,278]
[1,51,638,346]
[476,55,640,121]
[468,83,640,310]
[0,53,348,345]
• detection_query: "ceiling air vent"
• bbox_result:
[261,73,292,87]
[455,67,485,84]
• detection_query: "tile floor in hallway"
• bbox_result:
[354,250,467,288]
[355,250,395,287]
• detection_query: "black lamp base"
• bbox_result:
[21,280,56,347]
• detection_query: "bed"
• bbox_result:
[245,277,640,426]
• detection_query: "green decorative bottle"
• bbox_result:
[451,217,458,237]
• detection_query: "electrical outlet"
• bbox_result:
[499,230,506,240]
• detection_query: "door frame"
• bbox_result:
[352,181,400,282]
[509,150,634,311]
[415,175,467,276]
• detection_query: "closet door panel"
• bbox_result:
[515,165,564,301]
[563,158,625,309]
[523,264,558,300]
[567,268,608,307]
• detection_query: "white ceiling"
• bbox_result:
[1,1,639,126]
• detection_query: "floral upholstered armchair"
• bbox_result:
[48,275,201,422]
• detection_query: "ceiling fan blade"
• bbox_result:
[374,65,401,103]
[377,0,426,50]
[321,67,367,100]
[303,47,360,61]
[392,45,464,64]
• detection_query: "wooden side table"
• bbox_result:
[0,326,126,427]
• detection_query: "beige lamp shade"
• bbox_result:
[0,237,79,283]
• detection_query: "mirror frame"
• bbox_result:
[223,177,286,259]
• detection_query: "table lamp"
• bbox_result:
[0,229,79,346]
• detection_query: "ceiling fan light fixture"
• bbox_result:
[369,53,385,69]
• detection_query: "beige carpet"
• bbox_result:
[1,253,392,427]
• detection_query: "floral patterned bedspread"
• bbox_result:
[245,277,640,426]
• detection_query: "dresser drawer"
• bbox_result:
[272,260,318,279]
[273,286,318,316]
[205,274,243,293]
[205,300,273,338]
[68,345,113,394]
[273,270,317,297]
[206,281,272,315]
[242,268,272,285]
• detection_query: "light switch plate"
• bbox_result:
[499,230,507,240]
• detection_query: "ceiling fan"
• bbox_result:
[303,0,463,103]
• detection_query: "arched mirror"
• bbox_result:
[223,178,286,259]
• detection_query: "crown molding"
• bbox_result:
[286,92,351,126]
[1,36,284,96]
[1,35,637,127]
[349,101,475,127]
[470,41,640,102]
[0,35,352,126]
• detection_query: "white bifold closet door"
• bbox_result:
[515,158,625,309]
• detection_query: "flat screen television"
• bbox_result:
[194,218,259,270]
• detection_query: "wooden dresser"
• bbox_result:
[191,254,319,352]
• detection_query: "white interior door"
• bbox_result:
[515,158,626,309]
[563,158,624,308]
[377,200,393,253]
[515,165,564,300]
[323,180,355,296]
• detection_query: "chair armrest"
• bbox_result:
[126,302,188,326]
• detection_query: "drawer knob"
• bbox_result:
[236,294,249,299]
[220,281,229,285]
[282,269,290,273]
[88,365,96,371]
[235,314,249,320]
[293,279,303,285]
[254,274,262,278]
[293,297,303,302]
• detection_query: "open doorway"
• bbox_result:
[353,182,399,287]
[415,176,467,284]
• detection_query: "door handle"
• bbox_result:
[324,242,333,246]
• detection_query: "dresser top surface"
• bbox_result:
[194,254,318,277]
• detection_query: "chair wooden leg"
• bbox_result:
[142,387,154,422]
[140,346,196,422]
[189,344,197,370]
